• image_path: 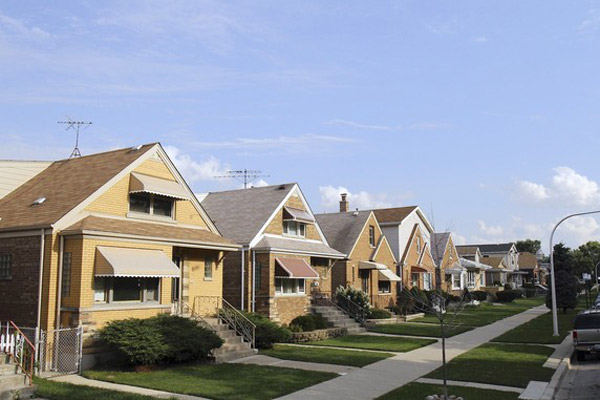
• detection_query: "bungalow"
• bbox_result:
[315,194,401,310]
[480,256,510,287]
[518,251,542,285]
[373,206,436,291]
[201,183,344,325]
[0,144,239,369]
[430,232,460,292]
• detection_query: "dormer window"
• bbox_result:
[129,192,174,218]
[283,221,306,237]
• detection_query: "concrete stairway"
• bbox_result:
[0,353,36,400]
[311,306,366,334]
[204,318,256,363]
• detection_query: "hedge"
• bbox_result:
[289,314,328,332]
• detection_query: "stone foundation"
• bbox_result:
[290,327,347,343]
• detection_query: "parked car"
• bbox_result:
[573,310,600,361]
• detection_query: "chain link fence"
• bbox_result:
[38,326,83,375]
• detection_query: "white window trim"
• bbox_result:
[274,277,306,296]
[128,193,176,221]
[283,221,306,238]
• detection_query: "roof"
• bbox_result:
[518,252,539,269]
[479,256,506,269]
[201,183,296,244]
[63,215,238,249]
[253,235,344,258]
[472,243,515,254]
[315,210,372,255]
[456,246,480,256]
[0,144,156,231]
[431,232,451,266]
[0,160,51,199]
[373,206,418,224]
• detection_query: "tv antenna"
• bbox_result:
[215,169,269,188]
[58,116,92,158]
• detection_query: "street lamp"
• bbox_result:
[549,210,600,336]
[596,261,600,286]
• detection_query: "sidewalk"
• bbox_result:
[229,354,357,375]
[277,305,549,400]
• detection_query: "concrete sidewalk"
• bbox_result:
[229,354,357,375]
[277,305,549,400]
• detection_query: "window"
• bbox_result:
[62,252,72,297]
[424,273,433,290]
[416,237,422,254]
[360,269,370,293]
[283,221,306,237]
[0,254,12,279]
[452,274,462,290]
[94,277,107,303]
[113,278,142,302]
[467,271,476,288]
[129,193,174,218]
[369,225,375,247]
[204,256,213,280]
[255,261,262,290]
[411,273,419,287]
[275,278,305,295]
[378,280,391,294]
[171,257,181,303]
[93,277,160,304]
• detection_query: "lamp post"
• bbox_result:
[596,261,600,286]
[549,210,600,336]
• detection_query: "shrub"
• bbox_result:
[503,283,513,290]
[99,315,222,366]
[244,312,292,349]
[368,308,392,319]
[335,285,370,312]
[471,291,488,301]
[493,280,501,286]
[496,290,522,303]
[289,314,328,332]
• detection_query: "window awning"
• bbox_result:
[358,261,387,270]
[411,266,428,273]
[129,172,189,200]
[378,268,402,282]
[282,206,315,223]
[95,246,180,277]
[275,257,319,279]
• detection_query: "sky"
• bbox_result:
[1,1,600,251]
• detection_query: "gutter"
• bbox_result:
[35,228,45,355]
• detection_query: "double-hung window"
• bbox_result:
[274,278,305,295]
[424,273,432,290]
[0,254,12,280]
[467,271,476,288]
[452,274,462,290]
[204,256,213,280]
[369,226,375,247]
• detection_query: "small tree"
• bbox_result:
[546,269,578,313]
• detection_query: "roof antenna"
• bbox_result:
[58,116,92,158]
[215,169,270,189]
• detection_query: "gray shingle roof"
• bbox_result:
[431,232,451,266]
[254,235,344,258]
[473,243,515,254]
[201,183,296,244]
[315,211,372,255]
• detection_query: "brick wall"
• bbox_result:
[0,235,41,327]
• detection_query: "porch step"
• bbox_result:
[0,384,36,400]
[311,306,367,334]
[0,363,16,376]
[202,318,257,363]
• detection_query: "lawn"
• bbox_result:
[34,378,156,400]
[376,382,519,400]
[305,334,435,352]
[368,322,473,338]
[83,363,337,400]
[426,343,555,388]
[260,344,394,367]
[493,308,577,344]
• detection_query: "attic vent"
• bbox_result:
[32,197,46,206]
[131,144,143,151]
[278,184,286,190]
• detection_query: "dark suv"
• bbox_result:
[573,310,600,361]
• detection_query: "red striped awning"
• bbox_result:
[275,257,319,279]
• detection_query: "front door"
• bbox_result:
[360,270,370,294]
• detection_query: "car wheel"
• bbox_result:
[576,351,586,362]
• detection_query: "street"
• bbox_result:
[555,353,600,400]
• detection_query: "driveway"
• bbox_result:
[555,354,600,400]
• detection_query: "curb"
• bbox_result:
[540,351,571,400]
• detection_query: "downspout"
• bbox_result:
[35,229,46,358]
[241,247,245,311]
[55,235,64,330]
[251,250,256,312]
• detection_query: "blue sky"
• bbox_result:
[1,1,600,249]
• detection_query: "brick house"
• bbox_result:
[373,207,437,291]
[201,183,344,324]
[430,232,462,293]
[0,144,238,365]
[315,195,401,310]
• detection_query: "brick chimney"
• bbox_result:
[339,193,349,212]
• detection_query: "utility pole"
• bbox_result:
[58,116,92,158]
[215,169,269,188]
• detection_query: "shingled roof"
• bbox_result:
[373,206,418,224]
[201,183,297,244]
[518,252,538,270]
[315,210,372,256]
[431,232,451,266]
[0,144,156,231]
[473,243,515,254]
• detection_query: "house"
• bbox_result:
[430,232,460,292]
[474,243,526,288]
[315,194,401,310]
[0,144,239,367]
[373,206,436,291]
[453,245,491,292]
[518,251,542,285]
[479,256,510,287]
[201,183,344,324]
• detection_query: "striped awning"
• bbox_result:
[129,172,189,200]
[95,246,180,277]
[378,268,402,282]
[275,257,319,279]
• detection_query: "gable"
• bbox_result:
[346,212,381,260]
[372,235,397,267]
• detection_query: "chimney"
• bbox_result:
[339,193,349,213]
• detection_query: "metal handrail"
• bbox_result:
[194,296,256,348]
[175,301,217,333]
[313,293,368,326]
[1,321,35,385]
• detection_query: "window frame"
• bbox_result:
[62,252,72,297]
[452,274,462,290]
[0,254,12,280]
[204,256,214,281]
[274,278,306,296]
[369,225,375,247]
[378,280,391,294]
[93,277,161,305]
[467,271,476,288]
[283,221,306,238]
[410,272,419,288]
[128,192,175,219]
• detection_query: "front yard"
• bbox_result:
[376,382,519,400]
[83,363,337,400]
[369,322,472,338]
[425,343,555,388]
[35,378,156,400]
[260,344,394,367]
[492,308,577,344]
[305,334,436,352]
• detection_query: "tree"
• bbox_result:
[546,269,578,313]
[552,243,574,274]
[573,241,600,279]
[516,239,541,254]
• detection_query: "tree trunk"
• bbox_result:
[441,320,448,399]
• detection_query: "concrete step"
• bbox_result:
[0,363,16,377]
[0,374,27,391]
[215,349,256,363]
[0,384,36,400]
[215,341,253,353]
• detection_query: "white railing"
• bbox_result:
[0,321,35,385]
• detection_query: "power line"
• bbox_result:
[215,169,269,188]
[58,116,92,158]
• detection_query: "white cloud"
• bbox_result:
[477,220,504,237]
[193,134,355,151]
[319,185,393,212]
[473,36,488,43]
[249,178,269,188]
[408,122,450,130]
[0,12,52,41]
[164,145,229,182]
[561,216,600,244]
[324,119,399,131]
[578,8,600,35]
[515,180,550,202]
[452,232,467,245]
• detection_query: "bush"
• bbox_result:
[244,312,292,349]
[471,291,488,301]
[289,314,328,332]
[503,283,513,290]
[368,308,392,319]
[496,290,522,303]
[335,285,370,312]
[99,315,223,366]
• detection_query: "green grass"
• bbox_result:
[376,382,519,400]
[493,308,577,344]
[426,343,555,388]
[83,363,336,400]
[369,322,473,338]
[305,334,436,352]
[34,378,157,400]
[260,344,394,367]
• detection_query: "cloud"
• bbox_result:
[473,36,488,43]
[408,122,450,130]
[477,220,504,237]
[561,216,600,244]
[0,12,52,41]
[452,232,467,245]
[193,134,355,151]
[514,167,600,206]
[164,145,229,182]
[578,8,600,35]
[319,185,394,212]
[324,119,399,131]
